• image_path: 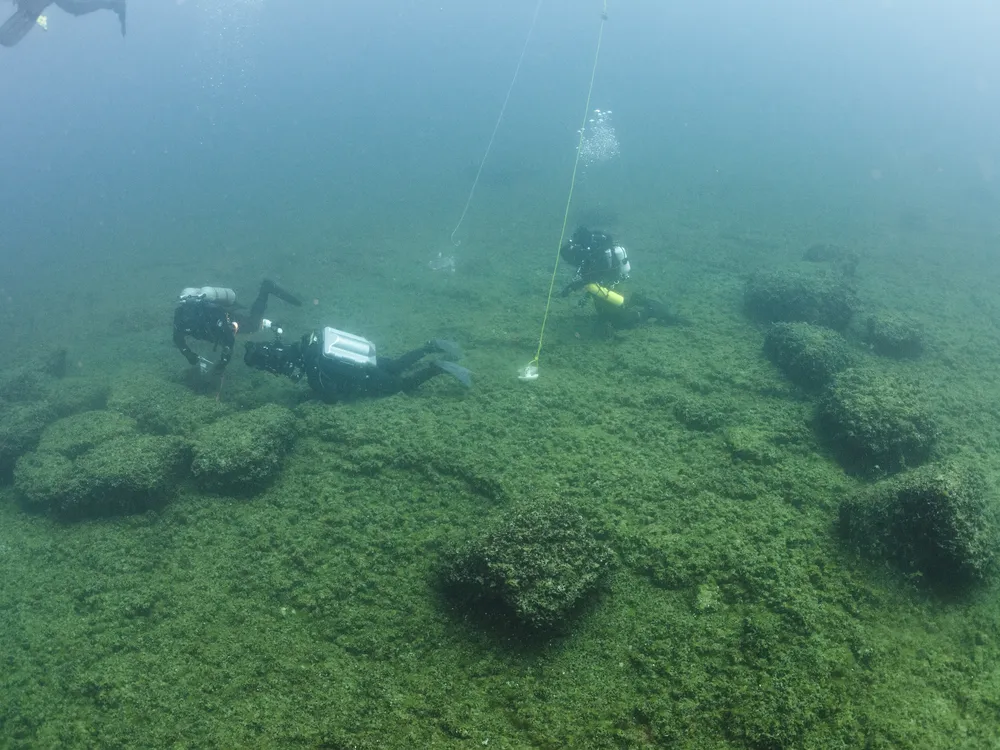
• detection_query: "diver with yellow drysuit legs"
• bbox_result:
[559,226,679,328]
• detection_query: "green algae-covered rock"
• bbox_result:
[724,425,780,466]
[764,321,853,390]
[36,410,138,459]
[12,451,81,514]
[14,435,188,519]
[0,365,49,402]
[840,462,999,589]
[817,368,938,477]
[107,373,229,436]
[442,502,613,631]
[673,394,730,432]
[0,352,106,414]
[190,404,297,494]
[0,401,57,479]
[73,436,188,515]
[744,270,856,331]
[45,376,111,417]
[802,242,860,277]
[864,313,926,359]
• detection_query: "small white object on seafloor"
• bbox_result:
[518,363,539,381]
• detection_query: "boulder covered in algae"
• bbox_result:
[190,404,297,494]
[839,461,999,590]
[441,502,613,631]
[14,410,189,519]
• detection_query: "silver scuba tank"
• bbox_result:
[614,246,631,278]
[178,287,237,305]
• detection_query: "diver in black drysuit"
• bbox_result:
[172,280,302,374]
[560,226,679,328]
[0,0,126,47]
[244,328,471,402]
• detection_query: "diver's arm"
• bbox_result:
[215,327,237,372]
[173,328,199,366]
[561,277,588,297]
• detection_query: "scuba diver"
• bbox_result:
[173,280,302,375]
[243,327,471,402]
[0,0,126,47]
[560,226,679,328]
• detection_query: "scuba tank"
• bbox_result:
[603,245,631,278]
[584,283,625,307]
[178,287,237,306]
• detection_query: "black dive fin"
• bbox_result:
[433,360,472,388]
[430,339,463,361]
[0,8,40,47]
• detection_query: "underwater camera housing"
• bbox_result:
[321,327,377,368]
[244,339,299,380]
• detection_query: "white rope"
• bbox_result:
[449,0,544,247]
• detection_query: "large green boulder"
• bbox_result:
[864,313,925,359]
[13,451,81,514]
[839,462,999,589]
[817,369,938,477]
[36,410,138,459]
[190,404,297,494]
[0,363,108,482]
[14,434,188,519]
[744,270,856,331]
[0,354,104,410]
[802,242,860,277]
[107,373,229,435]
[0,401,56,479]
[764,321,853,390]
[441,503,613,631]
[0,363,53,402]
[46,376,111,417]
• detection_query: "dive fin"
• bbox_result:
[429,339,463,361]
[0,8,41,47]
[433,360,472,388]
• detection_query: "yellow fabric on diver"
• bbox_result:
[584,283,625,308]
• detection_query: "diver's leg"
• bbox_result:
[53,0,125,35]
[631,293,680,326]
[244,283,271,332]
[261,279,303,307]
[240,279,302,332]
[378,345,432,376]
[53,0,125,34]
[53,0,117,15]
[366,365,405,397]
[398,365,440,393]
[397,361,472,393]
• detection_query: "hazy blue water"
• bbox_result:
[2,0,997,283]
[0,0,998,377]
